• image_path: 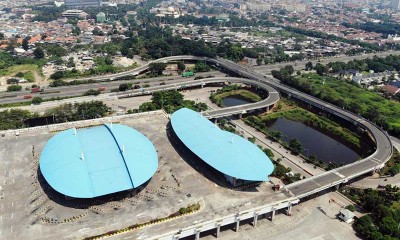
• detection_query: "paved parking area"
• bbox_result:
[0,112,289,240]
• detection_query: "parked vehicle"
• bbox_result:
[98,86,106,91]
[31,87,43,93]
[24,95,32,99]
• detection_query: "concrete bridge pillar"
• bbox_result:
[253,213,259,227]
[195,230,200,240]
[235,219,240,232]
[216,224,221,238]
[287,204,292,216]
[214,118,218,124]
[239,113,243,119]
[271,209,276,221]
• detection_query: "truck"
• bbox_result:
[23,95,32,99]
[182,71,194,78]
[31,87,43,93]
[98,86,106,91]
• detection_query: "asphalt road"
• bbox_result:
[116,76,280,118]
[133,55,393,199]
[0,72,222,104]
[4,53,394,199]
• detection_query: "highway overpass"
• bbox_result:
[116,55,393,199]
[116,76,280,118]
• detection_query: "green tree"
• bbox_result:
[33,47,45,59]
[0,109,33,130]
[148,62,166,76]
[119,83,129,91]
[72,26,81,36]
[194,61,210,72]
[305,61,313,71]
[289,138,303,155]
[256,58,263,66]
[7,85,22,91]
[177,61,186,72]
[31,97,43,105]
[315,63,328,76]
[83,89,101,96]
[22,37,30,51]
[105,56,113,65]
[50,71,64,80]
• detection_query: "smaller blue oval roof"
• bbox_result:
[171,108,274,181]
[39,124,158,198]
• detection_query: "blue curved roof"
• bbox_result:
[39,124,158,198]
[171,108,274,182]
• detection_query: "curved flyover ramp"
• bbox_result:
[170,108,274,182]
[39,124,158,198]
[118,76,280,118]
[121,55,393,198]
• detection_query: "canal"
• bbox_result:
[267,118,361,164]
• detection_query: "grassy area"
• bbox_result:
[244,99,366,169]
[285,73,400,136]
[211,88,261,107]
[0,64,42,82]
[0,101,32,108]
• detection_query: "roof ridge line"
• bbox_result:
[73,127,96,198]
[103,123,135,188]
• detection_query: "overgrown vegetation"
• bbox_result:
[0,101,111,130]
[271,158,302,184]
[340,185,400,240]
[380,149,400,176]
[272,70,400,137]
[131,90,207,113]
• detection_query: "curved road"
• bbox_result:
[114,55,393,198]
[116,76,280,118]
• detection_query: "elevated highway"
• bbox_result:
[116,55,393,199]
[116,76,280,118]
[2,54,393,240]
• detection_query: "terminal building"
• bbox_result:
[170,108,274,187]
[39,123,158,198]
[65,0,101,8]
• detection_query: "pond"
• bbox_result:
[268,118,361,164]
[222,96,252,107]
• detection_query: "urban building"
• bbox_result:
[39,123,158,198]
[65,0,101,8]
[96,12,106,23]
[170,108,274,187]
[241,2,271,12]
[338,209,355,223]
[352,71,395,86]
[61,9,88,18]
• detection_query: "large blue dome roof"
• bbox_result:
[39,124,158,198]
[171,108,274,182]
